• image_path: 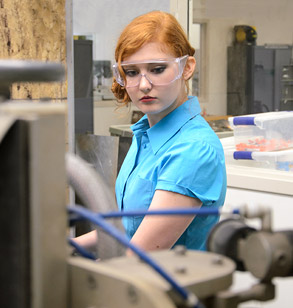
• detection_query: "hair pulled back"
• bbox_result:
[111,11,195,105]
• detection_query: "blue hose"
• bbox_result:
[68,205,203,308]
[70,206,240,221]
[100,207,240,219]
[68,237,96,260]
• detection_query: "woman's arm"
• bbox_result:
[127,189,202,256]
[71,191,201,256]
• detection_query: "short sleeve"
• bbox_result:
[155,140,226,205]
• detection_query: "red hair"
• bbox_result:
[111,11,195,105]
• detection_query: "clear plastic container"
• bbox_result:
[233,149,293,171]
[228,112,293,151]
[222,137,293,172]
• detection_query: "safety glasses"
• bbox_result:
[112,55,188,88]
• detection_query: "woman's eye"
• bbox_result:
[151,66,167,74]
[124,69,139,77]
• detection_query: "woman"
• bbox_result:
[74,11,226,255]
[111,11,226,253]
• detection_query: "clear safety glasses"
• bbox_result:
[112,55,188,88]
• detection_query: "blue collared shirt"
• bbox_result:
[115,96,227,250]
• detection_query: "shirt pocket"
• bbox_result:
[123,176,154,238]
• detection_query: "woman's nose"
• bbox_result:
[138,74,153,91]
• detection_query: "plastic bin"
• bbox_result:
[233,149,293,172]
[222,137,293,172]
[228,112,293,151]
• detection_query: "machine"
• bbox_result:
[1,60,293,308]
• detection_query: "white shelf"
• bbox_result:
[226,164,293,196]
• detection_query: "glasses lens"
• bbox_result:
[113,56,188,88]
[123,60,179,87]
[113,65,125,86]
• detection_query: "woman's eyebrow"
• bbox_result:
[123,64,139,69]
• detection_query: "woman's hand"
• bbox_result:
[72,230,98,251]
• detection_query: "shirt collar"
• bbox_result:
[131,96,201,154]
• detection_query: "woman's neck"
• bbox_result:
[147,92,188,127]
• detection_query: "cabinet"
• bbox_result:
[227,45,293,115]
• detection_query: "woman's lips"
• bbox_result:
[140,96,156,102]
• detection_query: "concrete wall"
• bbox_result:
[0,0,67,100]
[193,0,293,115]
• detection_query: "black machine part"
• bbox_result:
[207,218,256,271]
[207,218,293,281]
[0,120,31,308]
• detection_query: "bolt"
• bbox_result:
[174,245,187,256]
[212,255,223,265]
[127,285,139,304]
[87,275,97,290]
[276,251,287,267]
[175,265,187,274]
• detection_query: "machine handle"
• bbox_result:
[0,60,65,83]
[0,60,65,99]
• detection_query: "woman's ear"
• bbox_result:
[183,56,196,81]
